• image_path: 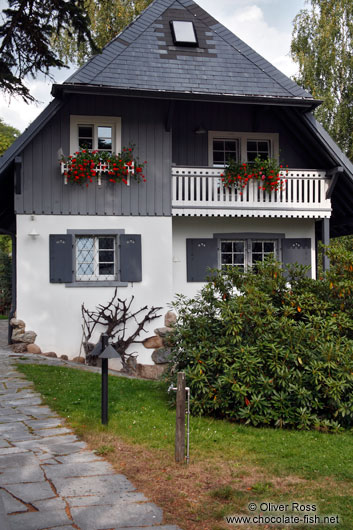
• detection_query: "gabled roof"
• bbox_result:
[60,0,316,103]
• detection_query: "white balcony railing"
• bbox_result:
[172,167,331,218]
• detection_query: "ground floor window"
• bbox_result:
[76,236,116,281]
[220,239,277,271]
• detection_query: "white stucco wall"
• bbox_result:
[17,215,173,364]
[172,216,317,299]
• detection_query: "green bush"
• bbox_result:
[168,245,353,432]
[0,249,12,316]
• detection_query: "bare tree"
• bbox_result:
[81,288,161,368]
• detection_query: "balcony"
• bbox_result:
[172,167,331,218]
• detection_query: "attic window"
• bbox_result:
[170,20,198,47]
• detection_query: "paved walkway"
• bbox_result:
[0,321,180,530]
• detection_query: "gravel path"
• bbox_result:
[0,321,180,530]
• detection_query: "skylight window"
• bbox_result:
[170,20,198,47]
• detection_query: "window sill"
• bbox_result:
[65,280,128,288]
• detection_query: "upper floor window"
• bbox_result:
[70,116,121,154]
[208,131,279,167]
[212,138,239,166]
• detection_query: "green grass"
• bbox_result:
[17,364,353,481]
[0,315,8,320]
[17,364,353,529]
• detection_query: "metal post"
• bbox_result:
[322,218,330,272]
[101,334,109,425]
[175,372,186,463]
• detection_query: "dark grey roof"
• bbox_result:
[0,99,63,176]
[64,0,315,102]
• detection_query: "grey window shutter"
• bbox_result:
[282,238,312,277]
[187,238,218,282]
[120,234,142,282]
[49,234,73,283]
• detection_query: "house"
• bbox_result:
[1,0,353,364]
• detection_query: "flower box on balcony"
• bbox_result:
[60,147,146,187]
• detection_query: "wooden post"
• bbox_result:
[175,372,186,463]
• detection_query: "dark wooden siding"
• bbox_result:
[15,95,172,216]
[15,95,327,216]
[171,101,326,169]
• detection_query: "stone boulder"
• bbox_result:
[136,363,168,380]
[154,326,173,338]
[11,343,27,353]
[27,344,41,354]
[73,356,85,364]
[164,311,177,328]
[143,335,164,349]
[152,347,172,364]
[12,330,37,344]
[44,352,57,358]
[10,318,26,329]
[60,355,69,361]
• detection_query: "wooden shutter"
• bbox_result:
[186,238,218,282]
[49,234,73,283]
[282,238,312,277]
[120,234,142,282]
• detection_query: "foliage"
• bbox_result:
[0,0,97,101]
[291,0,353,161]
[61,146,147,186]
[0,235,11,254]
[0,248,12,315]
[221,156,288,194]
[0,118,20,156]
[82,288,161,368]
[52,0,153,66]
[167,247,353,431]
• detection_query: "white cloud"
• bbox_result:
[198,1,299,78]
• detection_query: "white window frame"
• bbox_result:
[208,131,279,167]
[219,237,279,272]
[75,235,116,282]
[70,115,122,154]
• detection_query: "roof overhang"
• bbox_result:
[52,83,322,110]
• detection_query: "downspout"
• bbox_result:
[8,233,16,345]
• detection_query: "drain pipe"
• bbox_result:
[8,233,16,344]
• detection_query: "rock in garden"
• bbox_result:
[164,311,177,327]
[73,356,85,364]
[136,363,168,380]
[44,352,58,358]
[21,331,37,344]
[60,355,69,361]
[152,347,172,364]
[11,343,27,353]
[11,330,25,343]
[27,344,41,354]
[10,318,26,329]
[154,326,173,338]
[143,335,164,349]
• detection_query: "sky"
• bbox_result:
[0,0,306,132]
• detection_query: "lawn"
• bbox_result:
[18,364,353,530]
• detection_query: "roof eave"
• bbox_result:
[52,83,322,109]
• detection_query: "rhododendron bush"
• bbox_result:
[167,244,353,432]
